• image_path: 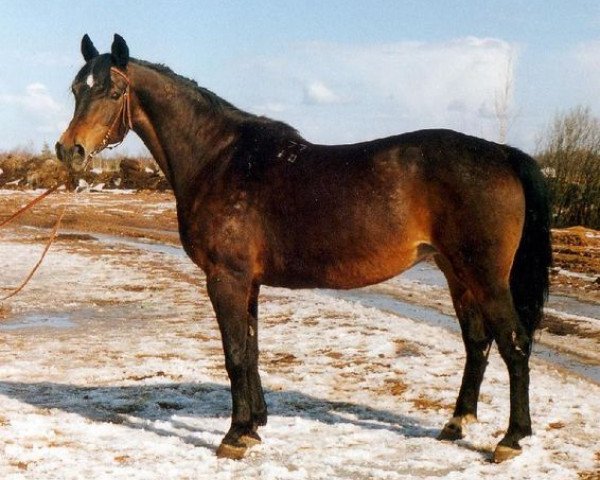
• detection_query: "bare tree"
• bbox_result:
[536,106,600,228]
[494,50,516,144]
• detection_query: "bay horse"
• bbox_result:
[56,34,551,463]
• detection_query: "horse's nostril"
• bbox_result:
[74,144,86,159]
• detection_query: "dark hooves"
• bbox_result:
[437,423,463,441]
[437,414,477,441]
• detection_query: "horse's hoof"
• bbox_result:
[437,422,463,441]
[216,442,247,460]
[493,444,522,463]
[437,414,476,441]
[240,431,262,447]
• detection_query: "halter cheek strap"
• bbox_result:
[88,67,133,161]
[110,67,133,130]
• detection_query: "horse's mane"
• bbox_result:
[133,58,302,141]
[133,58,237,112]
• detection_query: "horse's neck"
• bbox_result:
[129,64,238,200]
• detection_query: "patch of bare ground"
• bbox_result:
[542,312,600,341]
[266,352,299,368]
[385,379,408,396]
[410,394,452,411]
[579,452,600,480]
[395,339,422,357]
[0,191,179,244]
[9,461,29,471]
[551,227,600,302]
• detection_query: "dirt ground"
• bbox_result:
[551,226,600,301]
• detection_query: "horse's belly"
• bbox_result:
[318,247,423,289]
[264,241,429,290]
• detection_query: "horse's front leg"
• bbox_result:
[206,269,264,459]
[247,283,268,431]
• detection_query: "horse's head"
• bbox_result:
[56,34,132,170]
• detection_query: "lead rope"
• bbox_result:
[0,67,133,301]
[1,202,67,301]
[0,183,61,229]
[0,186,67,301]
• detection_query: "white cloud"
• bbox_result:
[0,82,64,118]
[304,81,342,105]
[0,83,70,149]
[232,37,517,144]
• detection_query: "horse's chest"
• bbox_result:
[178,205,260,273]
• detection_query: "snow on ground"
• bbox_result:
[0,229,599,479]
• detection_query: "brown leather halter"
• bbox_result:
[87,67,133,161]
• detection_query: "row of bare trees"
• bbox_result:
[536,106,600,229]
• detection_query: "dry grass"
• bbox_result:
[579,469,600,480]
[266,352,299,368]
[125,371,167,382]
[9,461,29,471]
[385,379,408,396]
[394,339,422,357]
[411,394,452,411]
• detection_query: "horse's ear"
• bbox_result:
[111,34,129,68]
[81,34,99,62]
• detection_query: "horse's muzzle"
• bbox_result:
[55,142,87,169]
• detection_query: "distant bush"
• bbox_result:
[0,147,169,191]
[536,106,600,229]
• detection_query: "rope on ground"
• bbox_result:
[1,184,65,301]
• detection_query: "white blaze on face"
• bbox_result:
[86,74,94,88]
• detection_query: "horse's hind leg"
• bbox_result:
[442,253,532,461]
[435,255,492,441]
[476,286,532,462]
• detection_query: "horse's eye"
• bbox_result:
[110,91,121,100]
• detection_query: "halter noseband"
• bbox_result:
[87,67,133,161]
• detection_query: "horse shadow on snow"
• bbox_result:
[0,380,447,453]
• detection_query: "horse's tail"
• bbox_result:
[507,147,553,338]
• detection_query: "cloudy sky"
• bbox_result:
[1,1,599,154]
